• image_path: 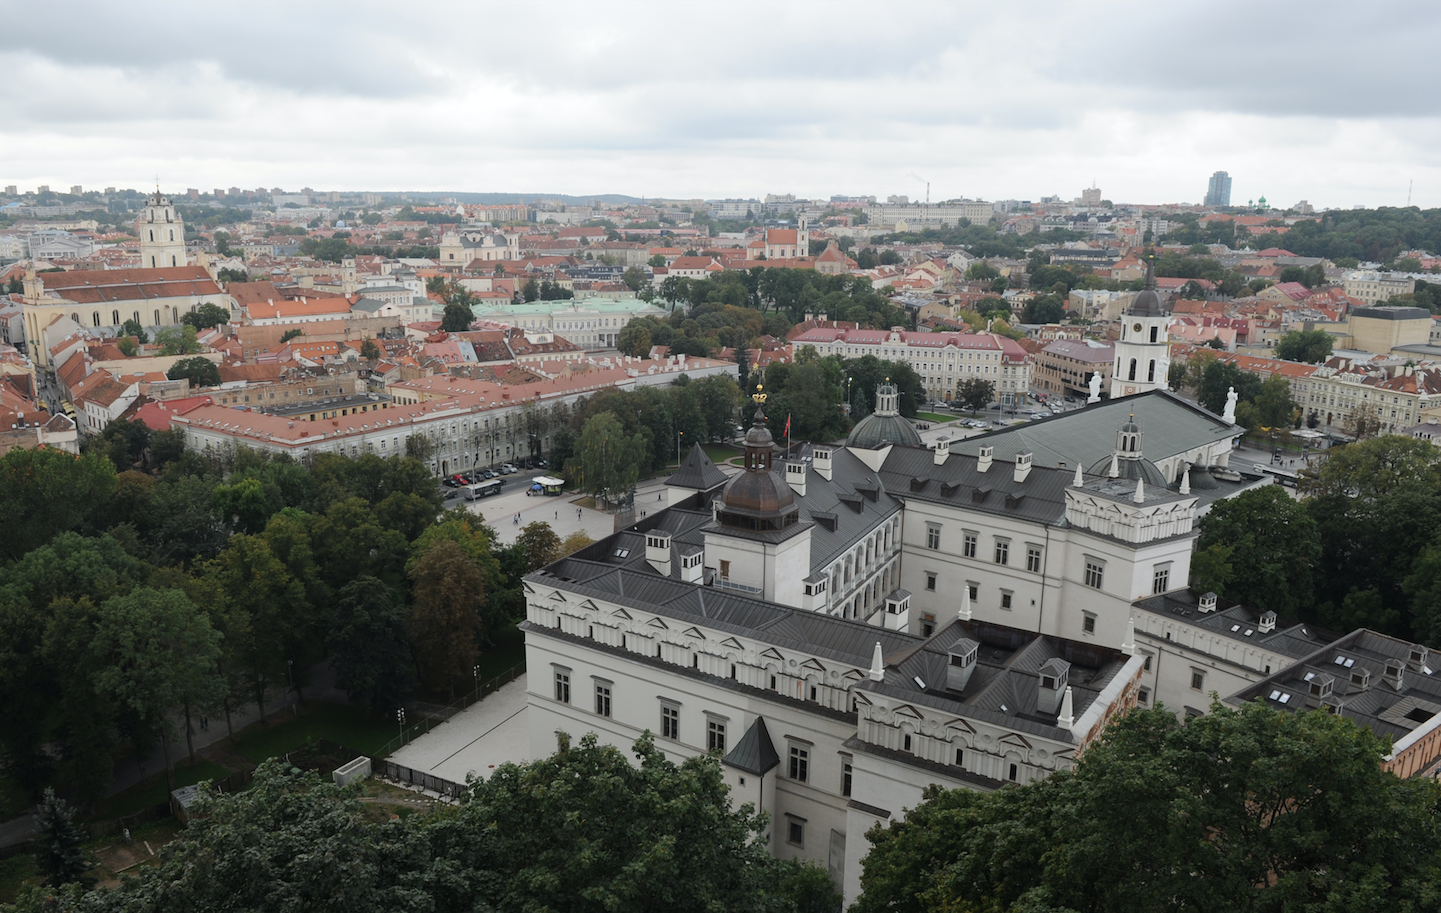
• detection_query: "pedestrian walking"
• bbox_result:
[555,511,559,520]
[577,508,582,520]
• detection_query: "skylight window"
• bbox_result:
[613,548,630,558]
[1231,624,1241,632]
[1269,691,1291,704]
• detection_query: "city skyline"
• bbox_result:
[3,1,1440,208]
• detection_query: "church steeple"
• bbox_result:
[139,189,187,270]
[1110,255,1170,399]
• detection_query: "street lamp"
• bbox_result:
[676,429,684,467]
[396,708,407,745]
[473,663,481,698]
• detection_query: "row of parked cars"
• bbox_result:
[443,461,548,487]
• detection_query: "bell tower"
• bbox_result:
[1110,256,1170,399]
[139,189,187,270]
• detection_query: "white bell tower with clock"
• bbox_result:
[1110,257,1170,399]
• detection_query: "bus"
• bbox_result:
[465,478,505,501]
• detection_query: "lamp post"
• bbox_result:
[676,429,683,467]
[286,659,295,715]
[473,663,481,700]
[397,708,407,746]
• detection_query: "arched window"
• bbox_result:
[150,256,157,268]
[112,310,120,325]
[154,309,161,325]
[168,229,174,241]
[71,313,80,323]
[1150,326,1159,343]
[1128,358,1137,381]
[92,313,101,327]
[171,255,177,267]
[148,230,154,242]
[1148,360,1156,382]
[132,311,139,324]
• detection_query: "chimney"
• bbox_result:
[1384,659,1405,691]
[869,642,885,682]
[934,436,950,466]
[977,445,993,473]
[785,460,807,497]
[883,590,911,631]
[1198,591,1219,613]
[679,547,703,584]
[1405,644,1432,673]
[1014,450,1032,483]
[1036,658,1070,714]
[1258,610,1277,634]
[645,531,672,577]
[946,637,979,692]
[812,447,833,481]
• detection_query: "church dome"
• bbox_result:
[1086,452,1169,488]
[846,381,923,450]
[717,398,799,532]
[1126,256,1166,318]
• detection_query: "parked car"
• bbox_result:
[444,475,462,487]
[536,459,548,469]
[501,463,518,474]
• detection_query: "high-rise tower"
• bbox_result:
[1204,171,1233,208]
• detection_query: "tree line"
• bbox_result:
[0,427,569,810]
[15,734,840,913]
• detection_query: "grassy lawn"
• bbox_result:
[230,703,401,764]
[915,411,956,423]
[92,758,232,820]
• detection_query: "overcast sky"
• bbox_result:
[3,0,1439,209]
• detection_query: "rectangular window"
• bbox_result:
[719,559,731,579]
[841,757,853,797]
[787,819,805,847]
[661,705,679,740]
[1144,654,1153,671]
[1085,561,1104,589]
[1138,688,1150,704]
[1026,546,1042,573]
[553,669,570,703]
[968,582,978,601]
[994,539,1009,565]
[1191,670,1205,691]
[1083,613,1096,634]
[789,745,810,782]
[707,719,726,752]
[594,681,612,717]
[1152,565,1171,594]
[963,532,977,559]
[926,525,940,550]
[926,572,936,591]
[1001,590,1013,610]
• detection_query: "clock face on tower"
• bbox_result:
[1133,323,1143,333]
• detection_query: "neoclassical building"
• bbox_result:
[519,388,1260,903]
[1110,258,1171,399]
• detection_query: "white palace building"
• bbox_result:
[521,383,1268,903]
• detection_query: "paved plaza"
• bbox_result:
[389,675,531,782]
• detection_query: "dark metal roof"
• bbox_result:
[723,716,780,775]
[1133,590,1339,659]
[877,444,1079,528]
[666,442,729,492]
[846,411,923,449]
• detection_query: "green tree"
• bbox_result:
[359,338,381,360]
[116,335,138,357]
[90,417,152,472]
[1196,486,1319,614]
[404,432,435,462]
[1275,328,1335,363]
[516,521,562,571]
[280,328,304,344]
[955,376,995,413]
[441,300,474,332]
[154,324,201,355]
[1197,359,1261,415]
[522,278,540,302]
[621,266,647,291]
[648,253,667,267]
[31,788,91,888]
[560,530,595,556]
[120,317,149,343]
[218,266,248,283]
[569,411,649,501]
[91,587,225,791]
[0,446,116,562]
[407,538,483,696]
[327,576,414,713]
[1299,433,1441,500]
[167,355,221,388]
[180,302,233,330]
[1235,373,1298,430]
[1021,293,1065,324]
[616,321,652,356]
[855,702,1441,913]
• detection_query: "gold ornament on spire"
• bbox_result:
[752,383,767,405]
